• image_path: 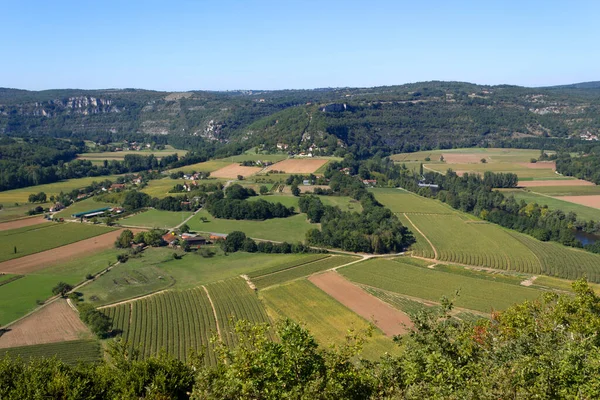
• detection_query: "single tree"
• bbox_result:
[180,223,190,233]
[259,185,269,195]
[52,282,73,297]
[291,184,301,197]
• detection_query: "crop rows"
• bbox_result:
[252,256,359,289]
[206,277,272,347]
[408,214,541,273]
[508,231,600,282]
[1,340,101,366]
[103,287,218,364]
[247,254,331,278]
[397,214,435,259]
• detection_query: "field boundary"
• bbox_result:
[250,255,332,279]
[202,285,222,340]
[403,213,438,259]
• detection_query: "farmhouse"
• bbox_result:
[162,233,178,246]
[209,233,228,241]
[181,233,206,246]
[110,183,126,191]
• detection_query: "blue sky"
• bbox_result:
[1,0,598,91]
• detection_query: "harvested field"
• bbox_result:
[0,228,140,275]
[308,271,412,336]
[0,300,91,348]
[211,163,262,179]
[0,216,48,231]
[441,153,487,164]
[265,159,328,174]
[555,195,600,209]
[518,161,556,169]
[518,179,594,187]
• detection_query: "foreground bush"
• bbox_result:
[2,279,600,399]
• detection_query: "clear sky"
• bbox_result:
[1,0,598,91]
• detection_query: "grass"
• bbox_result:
[187,209,315,242]
[371,188,454,214]
[77,148,188,160]
[525,186,600,196]
[168,160,233,174]
[0,175,122,204]
[391,148,545,163]
[140,178,185,198]
[0,223,114,263]
[260,279,397,360]
[248,254,331,278]
[396,214,435,258]
[339,259,543,313]
[252,256,359,289]
[407,213,541,273]
[425,162,560,180]
[227,154,288,162]
[0,204,34,222]
[0,340,102,365]
[120,209,193,229]
[534,276,600,294]
[102,287,218,364]
[54,197,115,219]
[499,189,600,221]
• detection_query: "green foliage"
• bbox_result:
[51,282,73,297]
[114,229,133,249]
[78,303,111,338]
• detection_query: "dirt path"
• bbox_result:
[0,216,48,231]
[521,276,538,287]
[403,213,438,259]
[0,229,139,275]
[96,288,170,310]
[0,300,91,348]
[202,285,222,340]
[309,271,413,337]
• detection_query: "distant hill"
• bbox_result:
[1,81,600,155]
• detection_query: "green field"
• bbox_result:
[54,197,115,219]
[260,280,396,360]
[188,209,315,242]
[252,256,359,289]
[397,214,435,258]
[524,185,600,196]
[391,148,543,163]
[140,178,186,198]
[168,160,232,174]
[120,209,193,229]
[371,188,454,214]
[77,147,188,161]
[205,277,272,347]
[0,175,122,204]
[339,259,542,313]
[408,213,541,272]
[0,223,114,263]
[227,154,288,162]
[248,254,331,278]
[0,204,34,222]
[500,189,600,221]
[425,162,560,180]
[0,340,102,365]
[102,287,218,364]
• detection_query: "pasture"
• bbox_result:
[339,258,542,313]
[0,223,114,263]
[140,178,187,198]
[500,189,600,221]
[252,255,359,289]
[188,209,314,242]
[264,158,329,174]
[260,279,397,360]
[407,213,541,273]
[205,277,272,347]
[371,188,454,214]
[121,209,193,229]
[0,340,101,366]
[0,204,35,222]
[102,287,218,364]
[0,175,122,204]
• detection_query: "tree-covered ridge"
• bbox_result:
[2,280,600,399]
[3,81,600,156]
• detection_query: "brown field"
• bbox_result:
[555,195,600,209]
[441,153,487,164]
[309,271,412,337]
[0,229,141,275]
[211,163,262,179]
[0,300,91,348]
[265,159,329,174]
[518,179,594,187]
[517,161,556,170]
[0,216,48,232]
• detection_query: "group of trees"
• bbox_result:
[206,198,294,220]
[122,191,196,212]
[78,303,111,338]
[115,229,166,248]
[4,280,600,398]
[220,231,326,254]
[556,151,600,184]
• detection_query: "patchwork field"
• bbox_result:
[339,258,542,313]
[0,223,115,264]
[0,300,92,348]
[0,339,101,366]
[555,195,600,210]
[260,279,397,360]
[120,209,193,229]
[500,189,600,221]
[211,163,262,179]
[188,209,314,242]
[264,158,329,174]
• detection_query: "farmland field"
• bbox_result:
[77,147,188,161]
[120,209,193,229]
[227,153,288,162]
[524,185,600,196]
[0,175,122,204]
[248,254,331,278]
[371,188,454,214]
[397,214,435,258]
[211,164,262,179]
[264,158,329,174]
[0,340,101,365]
[252,255,359,289]
[391,148,544,164]
[54,197,115,218]
[407,213,540,273]
[167,160,234,174]
[0,216,48,231]
[188,209,314,242]
[0,204,37,222]
[260,279,397,360]
[0,223,114,263]
[425,162,559,180]
[499,189,600,221]
[339,259,542,313]
[102,287,218,364]
[206,277,271,346]
[555,195,600,210]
